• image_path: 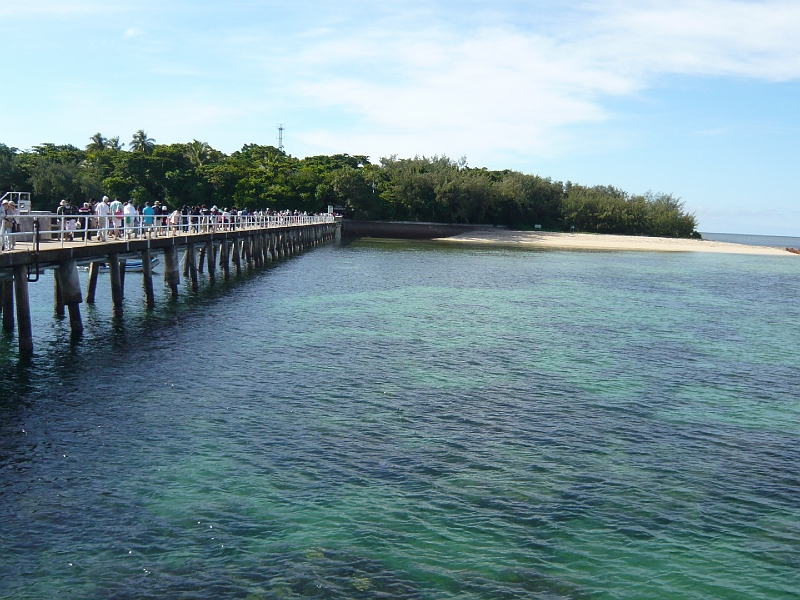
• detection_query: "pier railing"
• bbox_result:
[1,213,335,251]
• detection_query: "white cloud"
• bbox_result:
[279,0,800,159]
[123,27,143,39]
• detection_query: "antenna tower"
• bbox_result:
[277,124,285,152]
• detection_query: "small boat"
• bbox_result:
[117,257,160,272]
[79,257,160,273]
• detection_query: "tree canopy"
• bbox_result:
[0,136,698,237]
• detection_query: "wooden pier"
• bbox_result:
[0,216,340,354]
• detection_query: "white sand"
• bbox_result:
[434,230,796,256]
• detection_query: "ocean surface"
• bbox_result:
[1,239,799,599]
[700,232,800,248]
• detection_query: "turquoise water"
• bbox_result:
[1,240,799,598]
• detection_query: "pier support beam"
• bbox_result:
[54,271,65,317]
[2,280,15,332]
[109,253,124,318]
[254,235,262,267]
[86,262,100,304]
[188,243,199,291]
[232,238,242,274]
[142,248,155,308]
[164,245,180,298]
[13,265,33,354]
[58,259,84,334]
[183,247,191,277]
[198,245,206,273]
[244,236,252,267]
[221,240,230,280]
[206,241,216,283]
[119,259,127,298]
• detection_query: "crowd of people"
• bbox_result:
[52,196,326,242]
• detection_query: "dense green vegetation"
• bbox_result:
[0,133,698,237]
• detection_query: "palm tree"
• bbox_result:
[107,136,124,151]
[130,130,156,154]
[86,133,107,152]
[186,139,211,167]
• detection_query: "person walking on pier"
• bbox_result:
[0,199,16,250]
[110,197,123,239]
[123,201,138,239]
[57,199,77,241]
[95,196,110,241]
[142,202,155,237]
[79,202,92,240]
[0,199,7,250]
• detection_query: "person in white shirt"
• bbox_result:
[109,197,123,238]
[0,199,7,251]
[95,196,110,241]
[123,201,138,239]
[3,201,19,249]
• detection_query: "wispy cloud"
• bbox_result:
[123,27,143,39]
[273,0,800,158]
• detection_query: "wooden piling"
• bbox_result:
[13,265,33,353]
[2,280,14,332]
[254,235,263,267]
[58,259,84,334]
[183,247,191,277]
[142,248,155,308]
[164,245,180,298]
[206,241,216,283]
[119,259,127,298]
[221,241,230,280]
[232,237,242,274]
[109,253,124,318]
[198,245,206,273]
[86,262,100,304]
[188,243,199,291]
[54,270,65,317]
[243,235,252,267]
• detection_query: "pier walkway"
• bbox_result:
[0,214,339,353]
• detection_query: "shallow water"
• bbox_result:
[1,240,799,599]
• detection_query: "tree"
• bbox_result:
[86,133,107,153]
[129,130,156,154]
[185,140,211,167]
[0,144,27,192]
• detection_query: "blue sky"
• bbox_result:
[1,0,798,234]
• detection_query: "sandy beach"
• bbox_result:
[434,230,797,256]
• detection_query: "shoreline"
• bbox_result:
[432,230,797,256]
